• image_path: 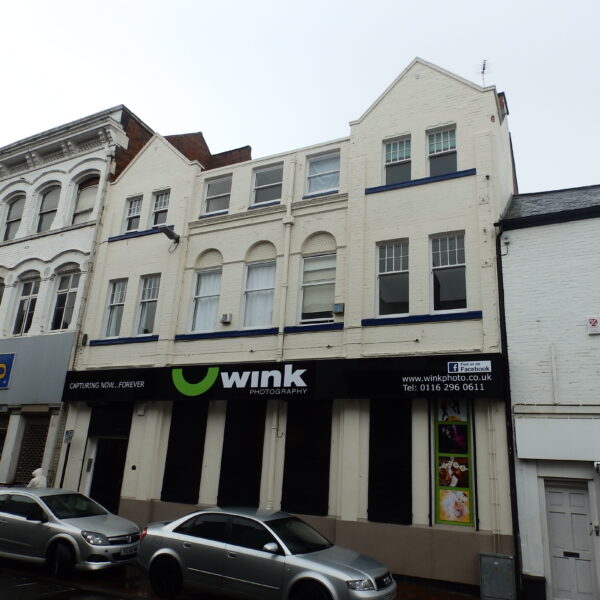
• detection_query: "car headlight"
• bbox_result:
[81,530,110,546]
[347,579,375,591]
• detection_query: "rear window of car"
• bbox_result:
[41,493,106,519]
[174,513,228,542]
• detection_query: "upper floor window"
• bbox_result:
[428,128,457,177]
[192,269,221,331]
[384,138,411,185]
[301,254,335,323]
[431,233,466,311]
[205,177,232,214]
[3,195,25,241]
[137,275,161,334]
[13,276,40,335]
[307,153,340,195]
[244,262,275,328]
[152,190,170,226]
[51,271,80,330]
[37,186,60,233]
[378,240,409,315]
[72,177,99,225]
[253,165,283,205]
[125,196,142,232]
[105,279,128,337]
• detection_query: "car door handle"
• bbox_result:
[182,542,192,549]
[228,551,237,558]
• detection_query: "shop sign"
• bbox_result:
[0,354,15,390]
[63,353,505,403]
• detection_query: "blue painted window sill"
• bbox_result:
[284,323,343,333]
[301,190,339,200]
[90,335,159,346]
[362,311,482,327]
[365,168,476,195]
[108,226,176,243]
[248,201,281,210]
[175,328,279,341]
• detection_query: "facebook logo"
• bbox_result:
[448,362,459,373]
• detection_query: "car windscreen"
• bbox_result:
[267,516,332,554]
[40,493,107,519]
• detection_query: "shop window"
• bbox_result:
[384,137,411,184]
[105,279,127,337]
[3,195,25,241]
[37,186,60,233]
[431,232,466,311]
[136,274,160,335]
[434,399,473,526]
[243,262,275,328]
[72,176,99,224]
[378,240,409,315]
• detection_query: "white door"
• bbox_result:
[546,482,597,600]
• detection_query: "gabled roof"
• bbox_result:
[350,57,496,126]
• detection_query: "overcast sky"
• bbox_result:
[2,0,598,193]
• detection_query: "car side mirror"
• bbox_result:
[262,542,279,554]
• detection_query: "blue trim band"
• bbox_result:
[362,311,482,327]
[301,190,339,200]
[175,328,279,341]
[108,226,176,243]
[365,168,477,195]
[284,323,344,333]
[199,211,228,218]
[90,335,159,346]
[248,201,281,210]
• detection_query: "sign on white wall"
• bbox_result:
[587,317,600,335]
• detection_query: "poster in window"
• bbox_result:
[437,399,467,422]
[439,489,471,523]
[438,423,469,454]
[438,456,469,488]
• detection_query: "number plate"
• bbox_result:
[121,546,137,556]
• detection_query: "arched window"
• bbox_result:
[192,250,223,331]
[3,195,25,241]
[13,272,41,335]
[72,176,99,224]
[37,186,60,233]
[243,242,277,328]
[51,267,81,330]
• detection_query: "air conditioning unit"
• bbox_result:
[220,313,232,324]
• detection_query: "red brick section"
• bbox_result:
[166,132,252,170]
[113,109,154,180]
[210,145,252,168]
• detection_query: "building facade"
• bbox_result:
[60,59,516,587]
[0,107,154,485]
[500,185,600,600]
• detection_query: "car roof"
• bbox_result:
[197,507,291,522]
[0,487,78,498]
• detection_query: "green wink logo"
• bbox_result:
[172,367,220,397]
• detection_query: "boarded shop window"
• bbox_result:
[281,399,332,516]
[0,415,9,458]
[161,402,209,504]
[14,415,50,485]
[434,399,474,526]
[218,400,267,507]
[368,399,412,525]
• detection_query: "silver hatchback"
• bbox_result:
[138,507,396,600]
[0,488,140,576]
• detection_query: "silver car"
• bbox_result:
[0,488,140,575]
[138,507,397,600]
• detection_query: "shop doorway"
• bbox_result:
[14,415,50,485]
[88,438,128,513]
[545,481,597,600]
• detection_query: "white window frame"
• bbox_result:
[72,176,99,225]
[151,190,170,226]
[243,261,276,328]
[252,164,283,206]
[428,128,456,156]
[50,271,81,331]
[377,240,409,316]
[136,274,161,335]
[37,186,60,233]
[430,232,466,312]
[3,195,25,241]
[105,279,128,337]
[124,196,142,232]
[13,276,41,335]
[306,152,340,196]
[383,137,411,185]
[204,177,232,214]
[300,254,336,324]
[191,269,222,331]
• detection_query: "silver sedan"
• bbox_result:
[138,507,396,600]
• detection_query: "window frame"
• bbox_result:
[427,127,457,177]
[72,176,100,225]
[3,195,25,241]
[243,261,276,328]
[300,254,336,324]
[191,268,222,332]
[104,279,128,338]
[377,239,409,316]
[151,190,170,227]
[383,137,411,185]
[37,186,61,233]
[252,164,283,206]
[204,176,232,215]
[13,275,41,335]
[430,232,466,312]
[50,270,81,331]
[136,274,161,335]
[306,152,340,196]
[124,196,143,233]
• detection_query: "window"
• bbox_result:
[230,516,276,551]
[205,177,231,214]
[37,186,60,233]
[3,195,25,241]
[378,240,409,315]
[174,513,228,541]
[432,233,466,311]
[253,165,283,205]
[72,177,99,224]
[192,269,221,331]
[13,276,40,335]
[307,153,340,195]
[0,279,4,307]
[384,138,411,185]
[51,271,80,330]
[151,190,170,226]
[244,262,275,327]
[137,275,160,334]
[105,279,127,337]
[428,128,457,176]
[125,196,142,232]
[301,254,335,323]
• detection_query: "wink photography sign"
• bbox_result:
[63,354,504,403]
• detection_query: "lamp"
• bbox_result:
[158,225,180,243]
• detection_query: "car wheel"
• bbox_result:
[46,542,75,578]
[290,580,332,600]
[149,556,183,598]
